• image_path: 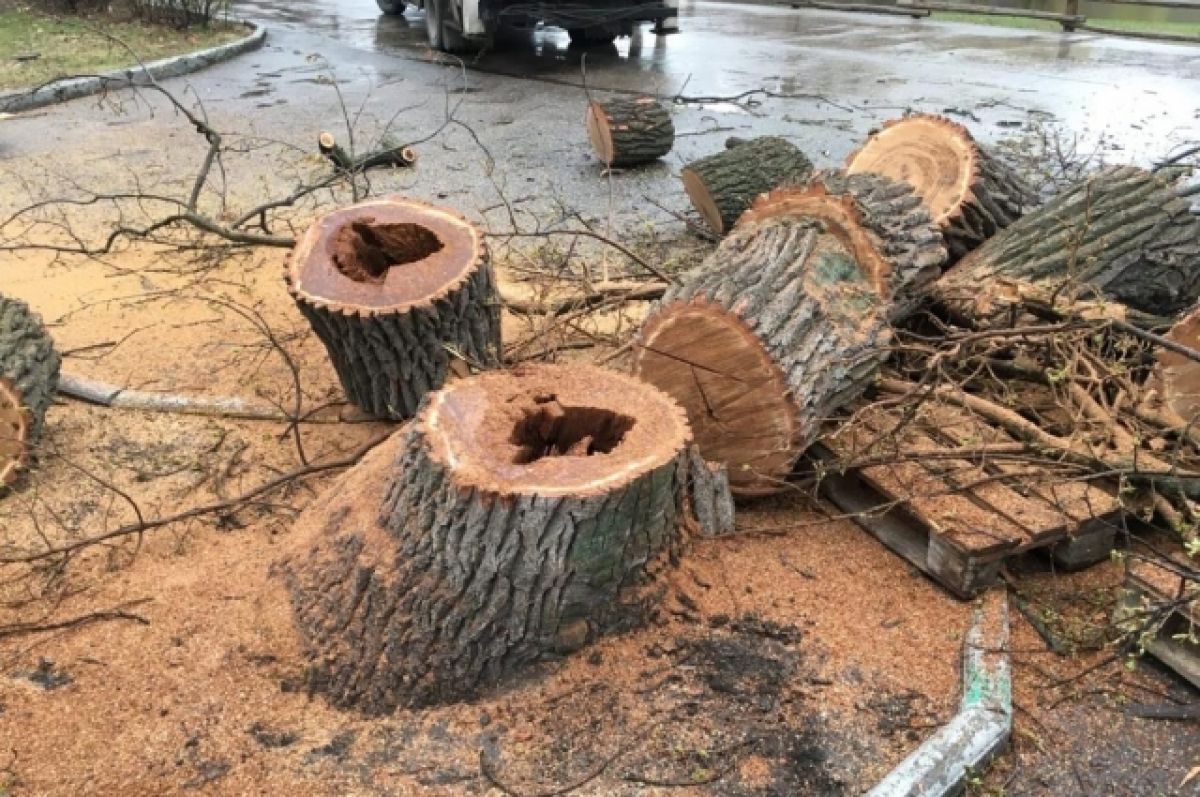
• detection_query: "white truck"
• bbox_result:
[376,0,679,52]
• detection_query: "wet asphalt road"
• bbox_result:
[2,0,1198,236]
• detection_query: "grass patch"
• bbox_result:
[0,6,244,91]
[932,10,1200,37]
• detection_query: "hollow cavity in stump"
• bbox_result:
[287,197,500,420]
[278,364,693,712]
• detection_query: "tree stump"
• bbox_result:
[586,97,675,168]
[286,197,501,420]
[0,296,60,487]
[631,217,891,496]
[279,364,694,712]
[738,170,948,319]
[935,166,1200,325]
[681,136,814,235]
[845,114,1035,262]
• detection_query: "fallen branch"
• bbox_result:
[501,281,667,316]
[0,599,151,639]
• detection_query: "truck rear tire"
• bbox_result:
[377,0,407,15]
[425,0,475,52]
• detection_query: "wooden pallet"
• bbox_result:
[813,400,1124,598]
[1119,556,1200,689]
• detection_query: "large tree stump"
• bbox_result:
[845,114,1035,262]
[738,170,948,319]
[0,296,60,487]
[286,197,501,420]
[586,97,675,168]
[279,364,693,712]
[681,136,814,235]
[631,217,891,496]
[935,166,1200,325]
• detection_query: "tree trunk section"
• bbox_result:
[0,295,60,487]
[738,170,948,319]
[287,198,501,420]
[586,97,674,168]
[935,166,1200,324]
[681,136,814,235]
[278,364,695,712]
[845,114,1035,262]
[1150,304,1200,423]
[631,217,891,496]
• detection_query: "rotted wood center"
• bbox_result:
[332,221,445,284]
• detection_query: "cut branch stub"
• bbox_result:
[279,364,693,712]
[845,114,1035,262]
[287,197,501,419]
[935,166,1200,324]
[632,217,891,496]
[0,295,60,487]
[738,170,948,319]
[681,136,814,235]
[586,97,675,167]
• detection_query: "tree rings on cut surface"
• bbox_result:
[279,364,693,712]
[632,217,891,496]
[845,114,1034,261]
[681,136,814,235]
[286,197,501,419]
[738,170,947,318]
[586,97,675,168]
[1154,305,1200,423]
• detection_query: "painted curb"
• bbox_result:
[0,21,266,114]
[867,590,1012,797]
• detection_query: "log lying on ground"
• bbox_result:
[845,114,1035,262]
[287,197,501,420]
[586,97,675,167]
[935,166,1200,325]
[682,136,813,235]
[632,217,891,495]
[0,296,60,487]
[278,364,693,711]
[738,170,948,318]
[1151,304,1200,423]
[318,131,417,172]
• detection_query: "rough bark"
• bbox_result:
[739,170,948,319]
[0,295,60,487]
[279,364,694,712]
[846,114,1035,262]
[586,97,674,167]
[632,217,891,495]
[935,166,1200,324]
[287,198,501,420]
[687,445,736,537]
[681,136,814,235]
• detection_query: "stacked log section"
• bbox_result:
[739,171,948,318]
[0,296,60,487]
[632,217,891,496]
[1152,305,1200,423]
[936,166,1200,325]
[681,136,814,235]
[279,364,694,712]
[586,97,675,167]
[286,197,501,420]
[845,114,1035,261]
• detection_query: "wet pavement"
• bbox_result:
[2,0,1198,236]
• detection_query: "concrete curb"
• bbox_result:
[0,21,266,114]
[867,590,1012,797]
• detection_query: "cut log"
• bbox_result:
[738,170,948,318]
[681,136,814,235]
[935,166,1200,325]
[318,131,417,172]
[585,97,675,168]
[1152,304,1200,423]
[278,364,693,711]
[0,296,60,487]
[631,217,891,495]
[845,114,1035,262]
[286,197,501,420]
